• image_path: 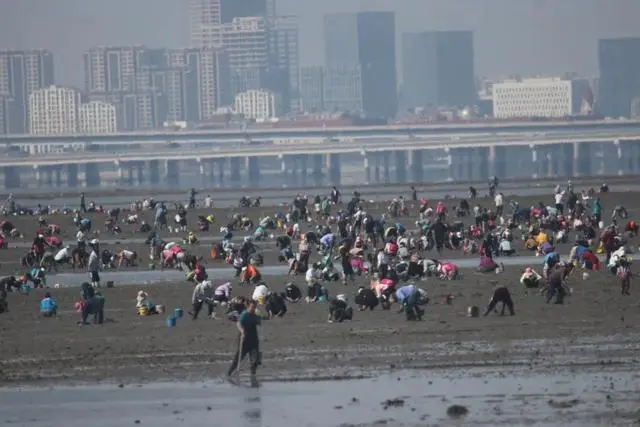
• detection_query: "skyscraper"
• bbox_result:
[324,11,397,119]
[0,49,54,134]
[402,31,475,109]
[189,0,299,115]
[299,65,324,113]
[598,37,640,118]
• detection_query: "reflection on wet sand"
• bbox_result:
[1,367,638,427]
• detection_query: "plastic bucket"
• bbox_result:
[19,285,31,295]
[174,308,184,319]
[166,317,177,327]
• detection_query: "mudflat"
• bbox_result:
[0,186,639,387]
[1,266,638,386]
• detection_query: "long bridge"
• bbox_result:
[2,128,639,190]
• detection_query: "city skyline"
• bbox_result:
[2,0,640,87]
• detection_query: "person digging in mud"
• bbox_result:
[328,294,353,323]
[0,275,20,292]
[395,284,424,321]
[190,280,215,320]
[265,292,287,319]
[355,286,379,311]
[546,263,573,304]
[483,282,515,316]
[227,299,262,380]
[283,282,302,302]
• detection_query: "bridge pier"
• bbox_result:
[298,155,308,186]
[312,154,323,186]
[230,158,241,183]
[165,160,180,188]
[489,146,507,180]
[149,160,160,186]
[67,164,79,188]
[382,152,390,183]
[54,166,63,188]
[373,153,381,182]
[394,151,407,183]
[4,167,21,189]
[362,152,371,183]
[447,148,468,181]
[136,162,144,185]
[218,159,226,187]
[327,154,341,186]
[248,157,260,187]
[410,150,423,183]
[573,142,593,177]
[86,163,101,187]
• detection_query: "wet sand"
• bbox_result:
[1,367,638,427]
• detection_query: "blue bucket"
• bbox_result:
[19,284,31,295]
[166,317,177,328]
[174,308,183,319]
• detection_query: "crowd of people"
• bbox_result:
[1,180,636,379]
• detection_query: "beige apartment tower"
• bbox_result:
[28,85,79,135]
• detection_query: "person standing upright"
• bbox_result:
[80,192,86,213]
[227,300,262,380]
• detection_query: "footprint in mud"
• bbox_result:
[446,404,469,418]
[547,398,580,409]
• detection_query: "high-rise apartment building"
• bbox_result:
[234,88,277,120]
[83,46,144,93]
[598,37,640,118]
[78,101,117,133]
[402,31,475,109]
[28,85,79,135]
[189,0,222,49]
[299,66,324,113]
[0,49,54,134]
[324,12,397,119]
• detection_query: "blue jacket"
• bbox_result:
[40,297,57,314]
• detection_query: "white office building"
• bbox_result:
[492,77,592,119]
[28,85,79,135]
[234,89,277,120]
[79,101,117,133]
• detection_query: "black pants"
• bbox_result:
[192,300,214,319]
[555,203,564,215]
[228,340,261,376]
[82,297,104,324]
[484,287,514,316]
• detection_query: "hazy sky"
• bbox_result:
[2,0,639,86]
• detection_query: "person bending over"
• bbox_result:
[484,283,515,316]
[328,294,353,323]
[265,292,287,318]
[355,286,379,311]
